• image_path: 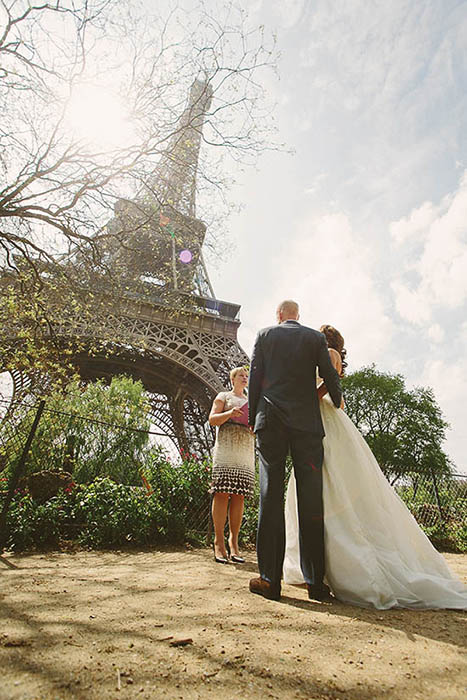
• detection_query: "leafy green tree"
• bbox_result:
[2,375,152,484]
[342,366,453,484]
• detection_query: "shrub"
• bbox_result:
[421,521,467,553]
[5,489,73,550]
[141,447,212,541]
[3,451,214,550]
[1,376,151,486]
[71,479,156,547]
[4,452,464,554]
[240,482,259,545]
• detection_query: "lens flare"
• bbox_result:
[179,250,193,264]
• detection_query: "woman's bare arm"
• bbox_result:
[318,349,344,407]
[209,396,243,426]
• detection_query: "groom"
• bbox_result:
[248,300,342,601]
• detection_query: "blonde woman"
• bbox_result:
[209,366,255,564]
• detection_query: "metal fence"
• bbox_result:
[394,472,466,527]
[0,397,216,549]
[0,397,465,551]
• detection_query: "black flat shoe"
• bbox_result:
[227,542,244,563]
[213,544,229,564]
[214,554,229,564]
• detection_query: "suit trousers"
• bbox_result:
[256,412,325,588]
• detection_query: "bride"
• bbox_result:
[283,325,467,610]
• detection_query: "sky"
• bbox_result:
[3,0,466,473]
[205,0,467,473]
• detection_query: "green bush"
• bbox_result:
[3,449,215,550]
[4,478,174,550]
[144,447,210,506]
[4,450,464,554]
[71,478,160,547]
[5,489,73,550]
[240,482,259,545]
[141,447,212,541]
[421,521,467,553]
[1,376,151,486]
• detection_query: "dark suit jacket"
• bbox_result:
[248,320,342,436]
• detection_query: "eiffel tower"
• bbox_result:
[2,80,249,454]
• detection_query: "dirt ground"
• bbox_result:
[0,548,466,700]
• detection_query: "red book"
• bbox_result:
[230,401,249,427]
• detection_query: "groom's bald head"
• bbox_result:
[277,299,299,323]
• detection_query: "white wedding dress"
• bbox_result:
[283,395,467,609]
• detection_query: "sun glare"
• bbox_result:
[66,84,137,150]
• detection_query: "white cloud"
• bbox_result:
[391,280,431,325]
[460,321,467,346]
[304,172,327,196]
[269,212,394,368]
[390,170,467,324]
[273,0,306,29]
[427,323,445,343]
[413,323,467,473]
[390,201,440,245]
[217,0,467,471]
[298,0,459,119]
[420,359,462,409]
[419,356,467,473]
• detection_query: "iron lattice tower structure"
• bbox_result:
[2,80,249,454]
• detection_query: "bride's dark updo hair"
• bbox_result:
[320,325,348,374]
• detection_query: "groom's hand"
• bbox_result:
[317,382,328,400]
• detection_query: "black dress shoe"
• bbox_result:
[307,583,333,601]
[249,577,281,601]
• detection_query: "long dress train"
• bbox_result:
[283,395,467,609]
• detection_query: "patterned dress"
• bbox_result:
[210,391,256,497]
